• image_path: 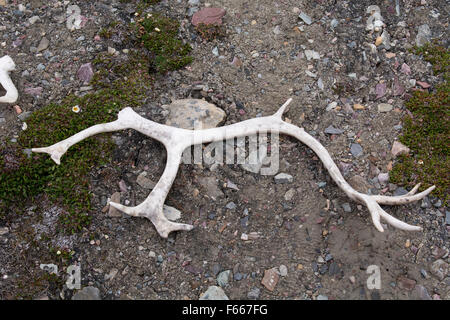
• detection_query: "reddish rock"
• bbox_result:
[261,268,279,291]
[397,276,416,291]
[417,81,431,89]
[77,63,94,83]
[192,8,226,26]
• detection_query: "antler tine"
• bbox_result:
[0,55,19,104]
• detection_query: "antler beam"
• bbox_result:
[32,99,435,238]
[0,56,19,104]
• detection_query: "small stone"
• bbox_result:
[234,273,243,281]
[163,205,181,221]
[401,63,411,75]
[324,126,343,135]
[247,288,260,299]
[192,8,226,27]
[261,268,279,291]
[273,25,281,35]
[417,81,431,89]
[397,276,416,291]
[212,47,219,56]
[349,276,356,284]
[108,192,122,217]
[416,24,432,47]
[304,50,320,60]
[37,37,49,52]
[391,141,410,157]
[107,47,116,55]
[284,188,296,201]
[377,172,389,184]
[225,202,236,210]
[0,227,8,235]
[29,16,40,25]
[394,187,408,196]
[279,265,288,277]
[77,63,94,83]
[353,103,365,110]
[375,36,382,46]
[317,294,328,300]
[430,259,448,280]
[414,285,432,300]
[326,102,338,111]
[164,99,225,130]
[136,172,156,189]
[299,12,312,25]
[217,270,231,287]
[72,287,101,300]
[274,173,293,184]
[342,203,352,213]
[199,286,229,300]
[350,143,363,157]
[445,211,450,225]
[378,103,393,112]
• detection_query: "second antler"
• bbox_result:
[32,99,435,238]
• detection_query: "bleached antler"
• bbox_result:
[0,56,19,104]
[32,99,435,237]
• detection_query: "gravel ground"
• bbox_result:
[0,0,448,300]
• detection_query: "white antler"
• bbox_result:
[32,99,435,237]
[0,56,19,104]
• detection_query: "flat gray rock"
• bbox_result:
[163,99,226,130]
[199,286,229,300]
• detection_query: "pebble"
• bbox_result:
[342,203,352,213]
[77,63,94,83]
[29,16,40,25]
[108,192,122,217]
[326,101,337,111]
[324,125,343,135]
[391,141,410,157]
[430,259,448,280]
[414,285,432,300]
[279,265,288,277]
[136,172,156,189]
[377,103,393,112]
[284,188,296,201]
[72,286,101,300]
[377,172,389,185]
[226,202,236,210]
[274,173,293,184]
[299,12,312,25]
[416,24,432,47]
[199,286,229,300]
[261,268,279,291]
[247,288,260,299]
[304,50,320,60]
[317,294,328,300]
[393,187,408,196]
[163,205,181,221]
[445,211,450,225]
[163,99,225,130]
[233,273,243,281]
[212,47,219,56]
[397,276,416,291]
[192,8,226,27]
[217,270,231,287]
[0,227,8,235]
[350,143,363,157]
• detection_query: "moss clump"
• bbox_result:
[0,52,151,233]
[195,23,226,41]
[390,45,449,202]
[134,12,193,73]
[414,41,450,79]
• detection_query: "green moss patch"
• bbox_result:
[0,52,151,233]
[134,12,193,73]
[391,44,449,203]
